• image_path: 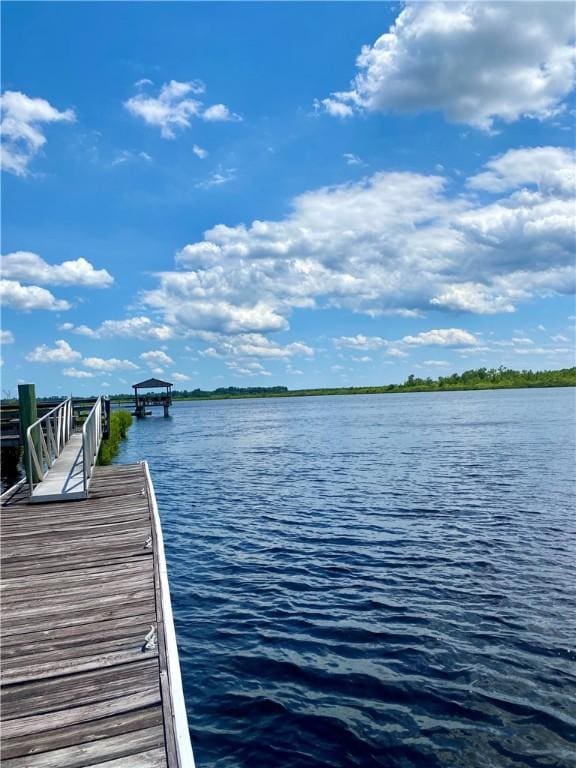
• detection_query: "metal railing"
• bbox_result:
[26,398,73,490]
[25,396,106,497]
[82,396,104,492]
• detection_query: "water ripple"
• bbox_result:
[116,388,576,767]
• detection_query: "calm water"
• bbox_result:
[115,388,576,768]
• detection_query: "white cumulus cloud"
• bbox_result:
[1,330,14,344]
[63,367,95,379]
[202,104,239,122]
[0,90,75,175]
[226,360,271,377]
[141,146,574,335]
[333,335,388,350]
[467,146,575,194]
[64,324,98,337]
[98,317,173,340]
[430,283,518,315]
[0,280,71,311]
[319,2,576,130]
[1,252,113,288]
[59,316,174,341]
[315,98,354,118]
[218,334,314,359]
[82,357,139,372]
[402,329,479,346]
[140,350,174,367]
[124,80,239,138]
[25,339,81,363]
[195,332,314,361]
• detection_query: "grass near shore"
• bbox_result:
[98,410,132,465]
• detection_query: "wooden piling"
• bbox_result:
[18,383,39,484]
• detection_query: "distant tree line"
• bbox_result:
[397,366,576,391]
[165,367,576,399]
[2,368,574,405]
[174,385,289,398]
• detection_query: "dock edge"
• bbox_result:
[143,460,196,768]
[0,477,26,502]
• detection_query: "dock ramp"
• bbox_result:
[25,397,103,503]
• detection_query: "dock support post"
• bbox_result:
[18,384,39,485]
[163,404,169,417]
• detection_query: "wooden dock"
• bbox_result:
[0,462,194,767]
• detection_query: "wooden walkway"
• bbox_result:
[0,463,194,767]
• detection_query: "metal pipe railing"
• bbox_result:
[25,396,107,497]
[26,398,73,492]
[82,396,103,492]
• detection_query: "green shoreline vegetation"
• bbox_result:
[111,366,576,402]
[1,367,574,407]
[98,410,132,465]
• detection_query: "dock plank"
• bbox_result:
[1,559,150,590]
[1,705,163,760]
[2,583,154,617]
[2,597,156,636]
[1,530,152,561]
[1,571,153,604]
[1,550,152,578]
[0,614,155,651]
[0,462,189,767]
[1,517,151,540]
[1,624,154,661]
[1,725,166,767]
[2,647,159,685]
[82,749,168,768]
[2,659,159,718]
[1,564,152,598]
[1,692,162,740]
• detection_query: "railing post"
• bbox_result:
[83,440,88,490]
[79,396,106,494]
[103,397,111,439]
[18,384,40,485]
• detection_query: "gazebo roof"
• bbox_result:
[132,378,173,389]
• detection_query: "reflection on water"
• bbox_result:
[112,387,574,767]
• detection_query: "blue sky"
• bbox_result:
[1,1,575,396]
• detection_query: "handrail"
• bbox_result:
[82,396,104,493]
[143,461,196,767]
[26,398,73,492]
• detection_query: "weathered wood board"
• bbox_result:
[0,463,191,767]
